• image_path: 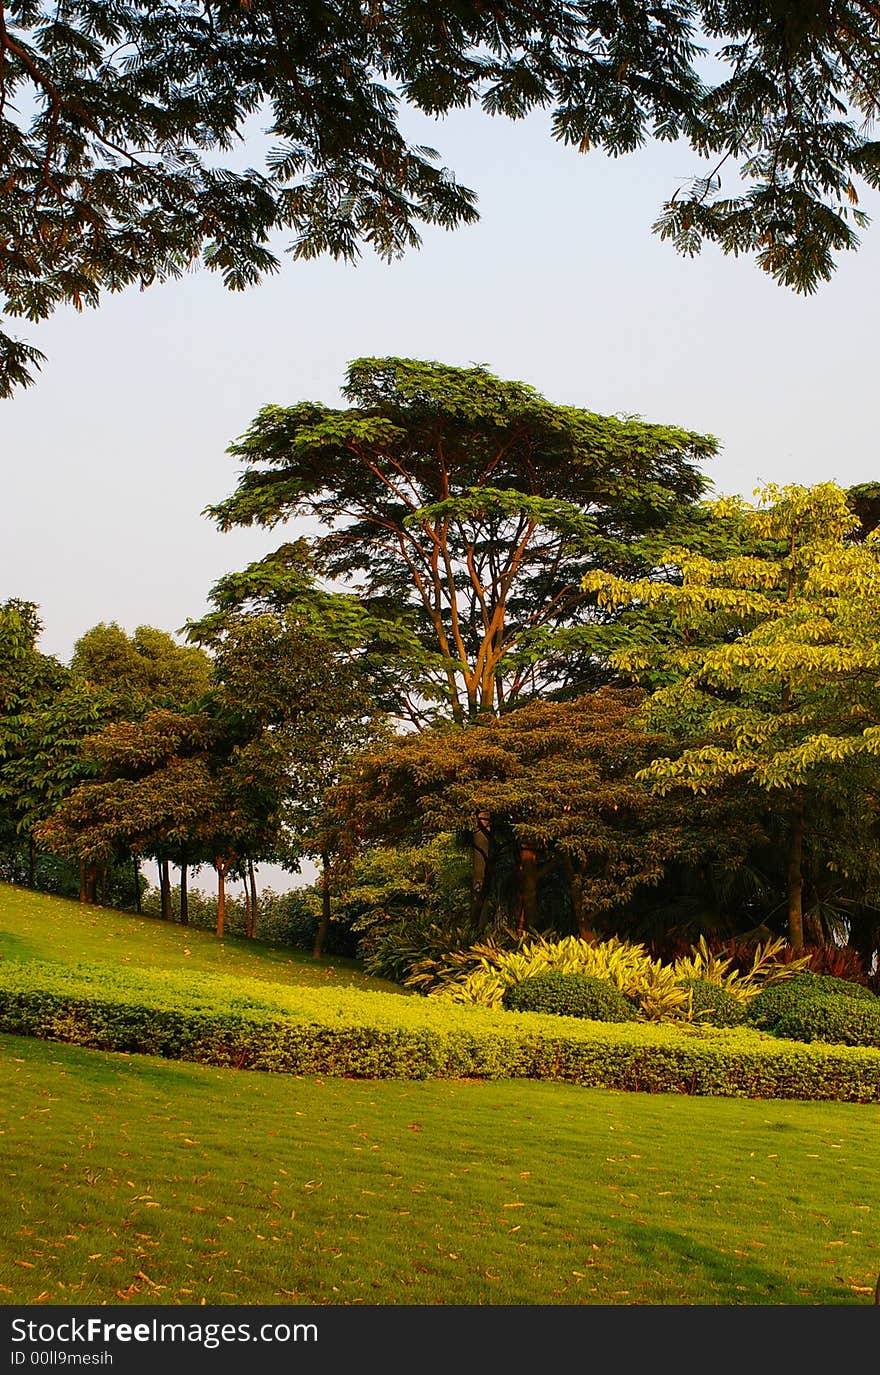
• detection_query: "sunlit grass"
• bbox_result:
[0,883,403,994]
[1,1035,877,1307]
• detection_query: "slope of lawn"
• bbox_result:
[1,1034,878,1307]
[0,883,403,994]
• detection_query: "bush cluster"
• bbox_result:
[502,972,638,1022]
[748,973,877,1033]
[773,994,880,1049]
[1,957,879,1101]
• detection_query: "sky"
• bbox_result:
[2,103,878,889]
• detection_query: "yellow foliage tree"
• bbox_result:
[583,483,880,954]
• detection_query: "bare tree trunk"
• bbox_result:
[159,859,172,921]
[99,863,108,906]
[517,845,538,934]
[313,851,332,959]
[787,800,805,957]
[470,813,491,928]
[248,859,259,938]
[561,854,596,939]
[243,874,252,938]
[28,836,36,888]
[86,862,98,905]
[132,855,142,913]
[215,856,232,937]
[179,857,188,926]
[79,859,87,905]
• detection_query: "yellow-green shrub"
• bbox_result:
[437,935,689,1019]
[439,933,813,1022]
[672,936,811,1005]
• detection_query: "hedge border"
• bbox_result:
[1,960,880,1101]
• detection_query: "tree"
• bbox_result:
[34,707,252,929]
[209,356,715,911]
[584,482,880,957]
[0,599,110,892]
[69,621,213,906]
[189,606,377,954]
[37,603,377,938]
[329,688,753,933]
[4,3,880,396]
[209,356,714,728]
[71,623,212,711]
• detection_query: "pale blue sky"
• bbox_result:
[3,103,878,668]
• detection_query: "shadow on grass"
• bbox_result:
[605,1215,832,1305]
[0,931,38,961]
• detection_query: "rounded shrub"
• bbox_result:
[747,973,876,1031]
[774,994,880,1049]
[502,971,638,1022]
[681,979,747,1027]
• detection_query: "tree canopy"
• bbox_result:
[4,1,880,395]
[208,356,715,723]
[584,482,880,952]
[71,622,212,712]
[329,687,755,933]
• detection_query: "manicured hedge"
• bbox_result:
[1,959,880,1101]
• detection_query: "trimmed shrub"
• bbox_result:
[774,994,880,1049]
[502,972,638,1022]
[0,957,879,1101]
[681,978,747,1027]
[747,973,876,1030]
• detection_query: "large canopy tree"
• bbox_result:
[4,2,880,396]
[208,356,716,727]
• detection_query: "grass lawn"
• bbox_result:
[1,1034,877,1307]
[0,884,403,994]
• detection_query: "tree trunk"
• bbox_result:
[248,859,259,938]
[86,862,98,905]
[243,875,252,938]
[132,855,142,913]
[159,859,172,921]
[470,813,491,928]
[99,863,108,907]
[313,851,332,959]
[28,835,36,888]
[517,845,538,934]
[179,858,188,926]
[787,800,805,957]
[561,854,596,939]
[79,859,87,905]
[215,856,233,937]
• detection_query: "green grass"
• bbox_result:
[0,883,402,994]
[1,1034,878,1306]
